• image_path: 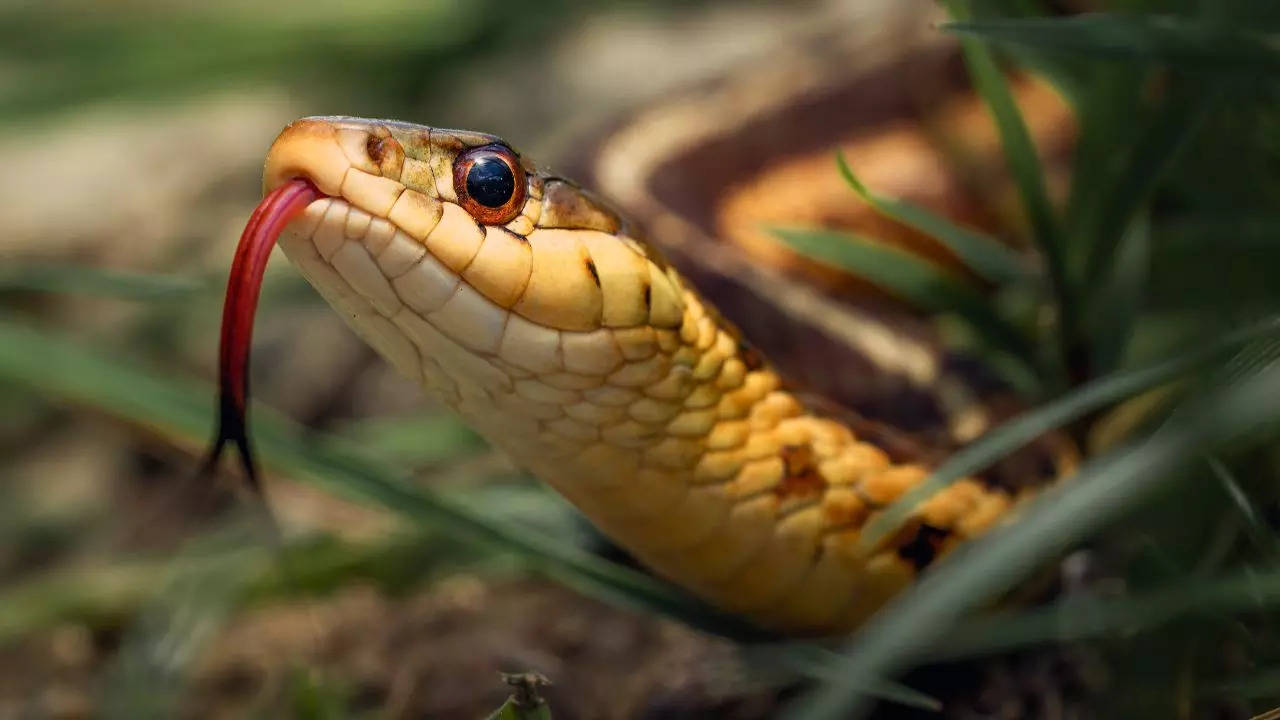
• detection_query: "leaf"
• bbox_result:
[943,0,1072,369]
[486,674,553,720]
[834,152,1031,285]
[770,226,1036,374]
[944,14,1280,74]
[787,360,1280,720]
[860,315,1280,552]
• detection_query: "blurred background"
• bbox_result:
[1,0,1278,718]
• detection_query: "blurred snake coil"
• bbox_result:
[210,111,1068,637]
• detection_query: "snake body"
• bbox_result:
[261,116,1025,635]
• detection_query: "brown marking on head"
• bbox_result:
[585,257,601,288]
[365,132,404,178]
[895,523,952,571]
[774,443,828,500]
[642,283,652,312]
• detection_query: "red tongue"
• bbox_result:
[204,178,323,492]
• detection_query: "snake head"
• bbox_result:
[210,116,695,493]
[262,116,684,335]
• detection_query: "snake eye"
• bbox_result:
[453,144,527,225]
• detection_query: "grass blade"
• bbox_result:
[834,152,1031,285]
[0,528,505,645]
[932,562,1280,660]
[943,0,1072,373]
[944,14,1280,74]
[771,226,1035,372]
[1087,209,1150,373]
[787,361,1280,720]
[0,265,207,301]
[1207,456,1280,560]
[862,315,1280,551]
[1080,85,1217,289]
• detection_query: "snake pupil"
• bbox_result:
[465,156,515,208]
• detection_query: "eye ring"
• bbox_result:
[453,144,527,226]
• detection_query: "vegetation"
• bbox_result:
[0,0,1277,717]
[774,1,1280,717]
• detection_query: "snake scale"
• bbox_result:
[215,115,1044,636]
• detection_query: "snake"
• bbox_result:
[205,110,1071,637]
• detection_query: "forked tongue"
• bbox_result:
[203,178,323,493]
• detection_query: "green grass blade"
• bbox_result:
[750,644,943,712]
[0,528,502,644]
[1207,456,1280,560]
[786,362,1280,720]
[0,265,207,301]
[944,14,1280,73]
[1087,209,1150,373]
[861,315,1280,551]
[770,226,1036,372]
[1080,85,1217,290]
[943,0,1072,371]
[932,563,1280,660]
[834,153,1031,285]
